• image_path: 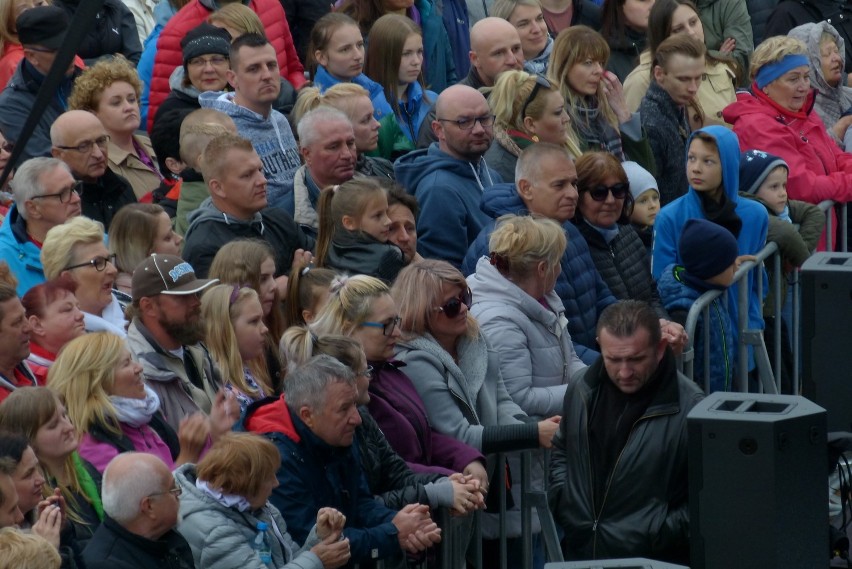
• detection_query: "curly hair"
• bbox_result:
[68,55,142,113]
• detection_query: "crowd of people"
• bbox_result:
[0,0,845,567]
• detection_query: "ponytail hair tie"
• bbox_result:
[489,252,510,273]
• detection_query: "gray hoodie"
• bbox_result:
[199,91,302,210]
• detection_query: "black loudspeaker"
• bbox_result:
[801,252,852,431]
[687,393,826,569]
[545,560,688,569]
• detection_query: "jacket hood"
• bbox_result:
[480,182,525,218]
[394,143,497,194]
[168,66,202,98]
[243,394,300,442]
[185,197,265,236]
[686,125,741,200]
[788,22,847,95]
[468,256,566,320]
[199,91,267,123]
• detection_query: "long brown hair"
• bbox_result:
[364,14,430,115]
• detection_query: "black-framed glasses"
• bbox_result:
[436,114,495,131]
[55,135,110,154]
[149,486,182,499]
[435,288,472,318]
[521,74,551,119]
[63,254,116,272]
[360,316,401,336]
[587,182,629,202]
[358,366,374,378]
[30,181,83,203]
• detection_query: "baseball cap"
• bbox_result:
[132,254,218,299]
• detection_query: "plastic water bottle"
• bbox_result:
[253,522,272,564]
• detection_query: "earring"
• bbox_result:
[531,134,540,142]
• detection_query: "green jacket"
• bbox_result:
[697,0,754,85]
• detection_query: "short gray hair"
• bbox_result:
[102,453,171,524]
[515,142,571,185]
[10,158,71,220]
[285,354,356,411]
[297,106,351,150]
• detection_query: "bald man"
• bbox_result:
[84,453,195,569]
[50,111,135,231]
[395,85,501,268]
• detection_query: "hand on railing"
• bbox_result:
[660,319,687,356]
[393,504,441,553]
[448,472,486,515]
[538,416,562,449]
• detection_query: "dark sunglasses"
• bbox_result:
[521,74,552,119]
[436,288,472,318]
[587,182,629,202]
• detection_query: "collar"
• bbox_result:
[751,82,816,120]
[585,346,681,413]
[102,515,186,557]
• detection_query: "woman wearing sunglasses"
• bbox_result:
[391,259,561,567]
[484,70,582,183]
[41,216,126,337]
[574,152,668,315]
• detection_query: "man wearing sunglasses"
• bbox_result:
[0,157,81,296]
[51,111,136,231]
[395,84,502,269]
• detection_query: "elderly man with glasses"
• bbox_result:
[0,157,81,295]
[50,110,135,231]
[83,452,196,569]
[395,84,502,269]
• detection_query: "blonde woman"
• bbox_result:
[47,332,210,473]
[484,69,581,182]
[548,25,655,173]
[201,284,272,414]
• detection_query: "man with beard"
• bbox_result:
[394,85,502,268]
[126,253,223,431]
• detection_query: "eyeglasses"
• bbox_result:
[149,486,182,499]
[358,366,374,378]
[188,55,228,68]
[360,316,401,336]
[587,182,629,202]
[436,114,495,131]
[54,135,110,154]
[435,288,472,318]
[30,181,83,203]
[521,74,551,119]
[63,254,116,272]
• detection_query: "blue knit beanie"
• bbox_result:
[738,149,788,195]
[678,218,739,279]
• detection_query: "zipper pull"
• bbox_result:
[592,520,598,532]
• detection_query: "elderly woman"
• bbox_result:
[788,22,852,148]
[68,56,162,200]
[391,259,561,565]
[22,277,85,384]
[723,35,852,248]
[484,70,582,182]
[491,0,555,75]
[574,152,668,315]
[548,26,655,174]
[175,432,349,569]
[108,203,183,297]
[41,217,125,337]
[47,332,213,473]
[0,387,104,543]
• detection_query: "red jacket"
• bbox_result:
[147,0,306,131]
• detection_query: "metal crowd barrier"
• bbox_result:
[679,200,847,396]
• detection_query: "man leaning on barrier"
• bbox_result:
[548,300,704,564]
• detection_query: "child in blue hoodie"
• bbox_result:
[653,125,769,374]
[658,218,739,392]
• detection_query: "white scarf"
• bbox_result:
[196,479,252,512]
[110,385,160,427]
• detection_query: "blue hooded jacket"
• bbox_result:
[395,143,501,268]
[0,205,45,295]
[652,125,768,368]
[461,183,616,365]
[313,66,395,121]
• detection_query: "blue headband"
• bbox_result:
[755,54,810,89]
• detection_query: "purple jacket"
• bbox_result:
[367,360,484,475]
[80,421,174,474]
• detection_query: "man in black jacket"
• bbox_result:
[50,111,135,231]
[549,300,704,564]
[84,453,195,569]
[182,133,313,279]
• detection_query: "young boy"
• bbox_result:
[739,149,825,386]
[658,218,739,392]
[623,161,660,260]
[653,126,769,374]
